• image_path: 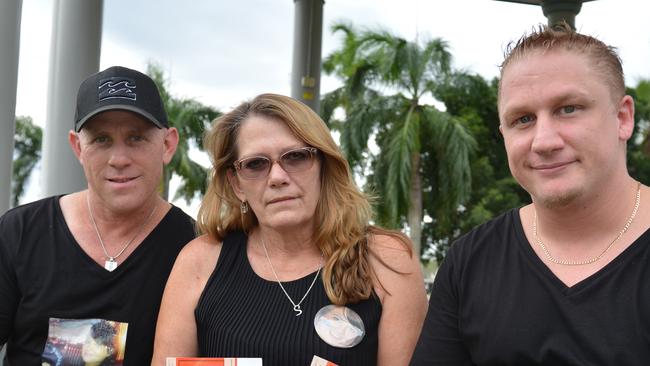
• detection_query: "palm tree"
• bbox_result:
[146,63,221,203]
[11,116,42,207]
[322,23,476,257]
[429,72,528,261]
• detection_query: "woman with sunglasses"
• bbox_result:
[151,94,427,366]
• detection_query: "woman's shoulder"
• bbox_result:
[367,229,416,273]
[366,229,426,309]
[188,233,223,248]
[175,234,223,276]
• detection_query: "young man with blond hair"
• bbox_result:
[411,24,649,365]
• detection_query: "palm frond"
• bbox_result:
[421,108,476,212]
[147,62,221,201]
[11,116,42,207]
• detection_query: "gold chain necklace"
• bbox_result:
[533,182,641,266]
[87,194,157,271]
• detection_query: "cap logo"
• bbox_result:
[98,77,137,101]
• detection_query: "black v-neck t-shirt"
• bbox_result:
[411,208,650,365]
[0,196,196,365]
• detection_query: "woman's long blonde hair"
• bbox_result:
[197,93,412,304]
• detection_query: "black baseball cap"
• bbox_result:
[74,66,168,132]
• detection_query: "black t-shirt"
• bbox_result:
[0,196,196,366]
[410,209,650,366]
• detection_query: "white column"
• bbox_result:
[42,0,103,196]
[0,0,22,214]
[291,0,324,113]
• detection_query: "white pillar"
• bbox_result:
[291,0,324,113]
[0,0,22,214]
[42,0,103,196]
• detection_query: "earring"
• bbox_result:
[240,200,249,214]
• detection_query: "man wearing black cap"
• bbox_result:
[0,66,196,365]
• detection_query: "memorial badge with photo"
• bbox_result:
[313,305,365,348]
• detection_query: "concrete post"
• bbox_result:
[42,0,103,196]
[291,0,324,113]
[0,0,22,214]
[542,0,583,29]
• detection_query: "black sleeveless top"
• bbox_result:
[195,230,382,365]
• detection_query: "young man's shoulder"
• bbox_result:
[447,208,521,259]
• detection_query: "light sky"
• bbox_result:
[14,0,650,214]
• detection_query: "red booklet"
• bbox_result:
[166,358,262,366]
[310,355,339,366]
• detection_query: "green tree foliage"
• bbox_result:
[12,116,42,207]
[426,72,528,262]
[146,63,221,203]
[322,23,476,257]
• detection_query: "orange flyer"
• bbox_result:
[310,355,339,366]
[166,358,262,366]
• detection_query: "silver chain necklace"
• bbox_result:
[87,194,157,271]
[260,235,323,316]
[533,181,641,266]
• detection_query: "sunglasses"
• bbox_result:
[233,147,319,180]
